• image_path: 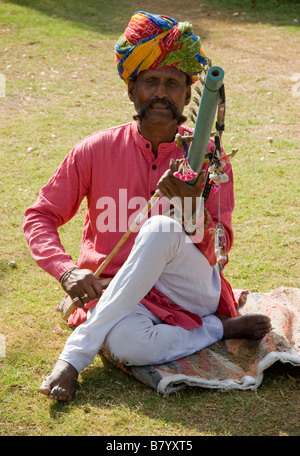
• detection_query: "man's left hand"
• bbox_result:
[157,159,205,216]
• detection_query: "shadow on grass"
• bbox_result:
[47,357,299,435]
[200,0,300,26]
[2,0,299,38]
[2,0,137,36]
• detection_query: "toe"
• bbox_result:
[39,377,52,396]
[48,386,72,402]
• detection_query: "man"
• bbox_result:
[23,11,271,401]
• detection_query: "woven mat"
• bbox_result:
[100,287,300,395]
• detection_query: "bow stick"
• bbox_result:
[62,66,225,321]
[62,190,162,321]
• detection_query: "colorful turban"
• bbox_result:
[115,11,208,84]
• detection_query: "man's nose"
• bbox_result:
[155,81,168,98]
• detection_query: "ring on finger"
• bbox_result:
[72,297,80,304]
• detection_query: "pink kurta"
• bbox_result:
[23,121,237,323]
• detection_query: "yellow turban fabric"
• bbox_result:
[115,11,208,84]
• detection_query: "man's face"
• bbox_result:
[128,68,191,126]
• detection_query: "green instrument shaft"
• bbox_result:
[187,66,224,186]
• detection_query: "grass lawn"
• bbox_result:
[0,0,299,437]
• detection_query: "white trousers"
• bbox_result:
[59,216,223,372]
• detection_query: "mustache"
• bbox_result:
[133,97,187,125]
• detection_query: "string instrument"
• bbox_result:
[62,66,225,321]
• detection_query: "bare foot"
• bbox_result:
[39,360,78,402]
[217,314,272,340]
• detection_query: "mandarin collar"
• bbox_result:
[131,121,187,164]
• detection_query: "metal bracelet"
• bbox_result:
[60,267,78,284]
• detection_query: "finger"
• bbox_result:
[194,170,206,189]
[169,158,178,174]
[78,286,99,303]
[73,278,109,306]
[69,295,85,308]
[83,275,104,300]
[89,279,103,299]
[68,285,94,306]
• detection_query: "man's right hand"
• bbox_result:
[61,268,104,308]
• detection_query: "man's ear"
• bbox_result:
[128,80,135,102]
[185,85,192,106]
